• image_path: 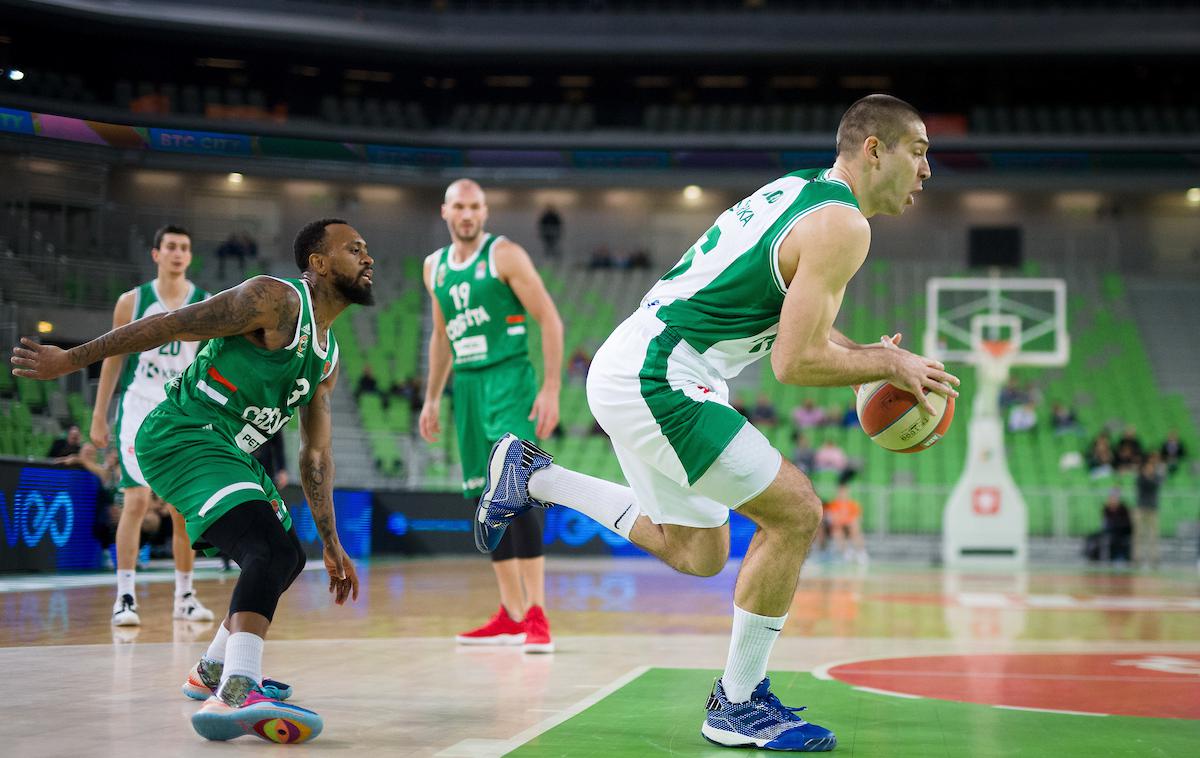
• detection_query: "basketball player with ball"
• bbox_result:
[472,94,959,752]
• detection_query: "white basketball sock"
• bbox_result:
[175,570,193,598]
[116,569,135,600]
[720,605,788,703]
[528,464,641,540]
[205,622,231,663]
[221,632,264,687]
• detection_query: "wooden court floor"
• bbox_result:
[1,557,1198,756]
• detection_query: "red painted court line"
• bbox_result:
[827,653,1200,719]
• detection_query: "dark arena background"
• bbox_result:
[1,1,1198,755]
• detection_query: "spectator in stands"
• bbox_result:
[814,438,849,473]
[1114,425,1144,473]
[750,392,778,427]
[588,244,614,269]
[405,377,424,415]
[567,347,591,383]
[1050,402,1081,434]
[825,484,868,565]
[355,363,382,400]
[1087,434,1115,478]
[791,398,826,430]
[791,433,816,474]
[48,424,83,459]
[140,491,178,560]
[1021,380,1043,409]
[216,231,249,278]
[76,444,123,564]
[840,402,859,429]
[626,248,652,269]
[1160,429,1186,474]
[1134,453,1167,570]
[538,206,563,259]
[1007,401,1037,433]
[1087,488,1132,563]
[999,378,1025,410]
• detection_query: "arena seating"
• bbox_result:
[2,261,1193,540]
[331,260,1198,537]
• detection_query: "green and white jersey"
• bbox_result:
[642,168,859,379]
[427,233,528,371]
[161,277,339,455]
[117,280,209,403]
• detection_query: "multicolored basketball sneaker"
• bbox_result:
[455,605,527,645]
[701,677,836,752]
[474,433,554,553]
[182,657,294,701]
[191,675,321,744]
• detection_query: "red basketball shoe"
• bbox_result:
[522,605,555,654]
[455,605,526,645]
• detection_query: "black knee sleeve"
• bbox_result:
[280,526,307,593]
[491,507,544,562]
[201,500,306,623]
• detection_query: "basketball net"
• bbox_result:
[975,339,1014,386]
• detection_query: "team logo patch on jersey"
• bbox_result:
[474,261,486,279]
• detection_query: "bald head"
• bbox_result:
[444,178,485,205]
[442,178,488,244]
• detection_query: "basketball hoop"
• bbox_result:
[975,338,1015,385]
[979,339,1013,359]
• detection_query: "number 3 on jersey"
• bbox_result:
[662,225,721,281]
[287,378,310,407]
[448,282,471,310]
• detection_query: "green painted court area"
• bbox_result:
[507,668,1200,757]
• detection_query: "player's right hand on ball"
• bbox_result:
[418,401,441,443]
[888,349,960,415]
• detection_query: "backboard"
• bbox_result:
[924,277,1069,368]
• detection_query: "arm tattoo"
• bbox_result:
[299,452,337,545]
[69,278,297,368]
[299,386,337,545]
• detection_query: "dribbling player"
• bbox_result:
[474,95,959,752]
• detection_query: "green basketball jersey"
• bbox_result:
[161,277,339,455]
[643,168,859,379]
[117,280,209,403]
[427,233,528,371]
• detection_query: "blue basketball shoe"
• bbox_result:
[701,677,836,752]
[474,433,554,553]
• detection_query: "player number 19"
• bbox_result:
[449,282,471,310]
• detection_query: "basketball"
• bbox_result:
[855,380,955,453]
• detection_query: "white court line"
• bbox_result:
[852,686,922,699]
[995,705,1108,717]
[812,656,869,681]
[436,665,651,758]
[0,562,322,594]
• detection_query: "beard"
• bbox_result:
[455,224,481,242]
[333,268,375,306]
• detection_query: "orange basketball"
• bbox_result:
[855,380,955,453]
